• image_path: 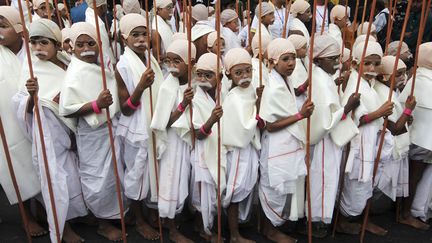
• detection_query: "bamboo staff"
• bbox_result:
[215,0,222,240]
[153,0,161,63]
[25,0,32,23]
[16,0,61,242]
[355,0,378,94]
[144,1,164,241]
[113,0,118,62]
[182,0,186,33]
[348,0,360,56]
[305,1,318,242]
[320,0,328,35]
[91,0,127,242]
[187,0,195,148]
[332,0,363,237]
[45,0,52,20]
[360,0,368,31]
[53,0,63,28]
[235,0,239,16]
[281,0,292,38]
[410,0,430,97]
[383,0,396,55]
[0,117,32,243]
[337,1,349,94]
[247,0,251,46]
[258,0,262,87]
[359,2,412,242]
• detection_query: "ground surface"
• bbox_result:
[1,189,431,243]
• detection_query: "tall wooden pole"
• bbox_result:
[282,0,292,38]
[91,0,127,242]
[359,1,412,243]
[16,0,61,241]
[215,0,222,240]
[0,116,32,243]
[320,0,329,35]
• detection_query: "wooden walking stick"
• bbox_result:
[305,1,318,243]
[144,1,164,241]
[258,0,263,87]
[152,0,161,63]
[24,0,32,23]
[16,0,61,242]
[91,0,127,242]
[347,0,360,53]
[0,116,32,243]
[247,0,251,46]
[113,0,118,62]
[45,0,52,20]
[410,0,430,97]
[337,1,349,94]
[383,0,395,55]
[360,0,368,31]
[215,0,222,241]
[187,0,195,148]
[320,0,328,35]
[53,0,63,28]
[282,0,292,38]
[359,2,412,242]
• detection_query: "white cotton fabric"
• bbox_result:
[85,0,106,8]
[255,2,275,18]
[69,22,98,47]
[152,14,174,55]
[251,32,271,58]
[166,39,196,63]
[221,9,237,26]
[120,13,147,38]
[122,0,140,14]
[29,18,62,42]
[330,4,347,23]
[116,47,164,202]
[352,40,383,62]
[191,22,215,41]
[267,38,296,64]
[287,34,307,50]
[192,4,208,21]
[196,52,219,74]
[290,0,309,18]
[85,7,115,64]
[224,48,251,74]
[0,6,23,33]
[356,21,376,36]
[33,0,53,9]
[251,57,269,88]
[0,45,41,205]
[312,34,341,59]
[418,42,432,69]
[289,17,310,46]
[387,41,410,57]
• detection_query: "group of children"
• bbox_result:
[1,0,432,243]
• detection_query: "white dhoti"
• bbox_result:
[76,117,125,219]
[309,135,342,223]
[158,129,191,219]
[411,164,432,222]
[223,144,259,222]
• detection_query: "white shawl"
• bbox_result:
[192,87,227,191]
[310,65,358,146]
[152,15,174,55]
[222,85,260,149]
[59,56,119,128]
[19,52,76,132]
[291,58,308,88]
[0,45,40,204]
[85,7,115,64]
[251,57,269,88]
[328,23,343,50]
[290,18,310,46]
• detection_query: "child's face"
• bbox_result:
[225,18,240,32]
[164,52,187,78]
[229,63,252,88]
[354,54,381,81]
[196,69,217,90]
[274,53,296,77]
[0,17,21,48]
[262,12,275,26]
[209,38,225,56]
[296,44,307,59]
[30,36,59,61]
[124,26,148,54]
[74,34,99,64]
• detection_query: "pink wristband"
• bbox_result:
[177,103,185,112]
[255,114,266,129]
[127,97,140,110]
[297,84,306,93]
[403,108,412,116]
[200,126,212,136]
[363,114,371,124]
[296,112,304,121]
[92,100,102,114]
[341,113,347,120]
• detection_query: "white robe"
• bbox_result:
[221,85,260,222]
[251,57,269,88]
[116,47,164,203]
[339,70,383,217]
[222,26,241,52]
[150,74,191,219]
[85,7,115,65]
[399,67,432,151]
[258,69,307,225]
[309,66,358,223]
[0,45,40,205]
[152,15,174,57]
[190,87,227,234]
[374,82,410,200]
[328,23,343,50]
[13,53,87,242]
[411,164,432,221]
[60,56,124,219]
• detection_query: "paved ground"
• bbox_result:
[1,189,431,243]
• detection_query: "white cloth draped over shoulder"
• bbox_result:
[251,58,269,88]
[399,67,432,151]
[289,18,310,46]
[116,47,164,202]
[0,45,40,205]
[258,69,307,225]
[150,74,192,218]
[328,23,343,50]
[152,15,174,56]
[222,27,241,51]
